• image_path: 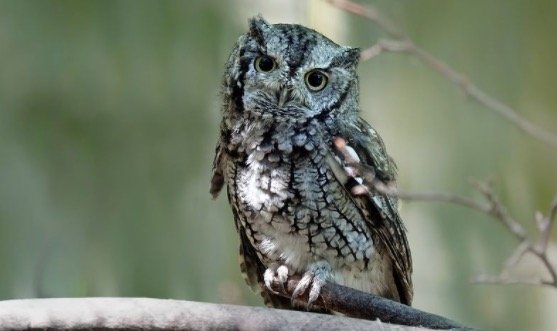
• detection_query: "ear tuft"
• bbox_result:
[344,47,361,66]
[248,15,272,44]
[332,47,361,68]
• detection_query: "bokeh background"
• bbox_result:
[1,1,557,330]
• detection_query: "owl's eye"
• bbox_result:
[305,70,328,91]
[255,55,277,72]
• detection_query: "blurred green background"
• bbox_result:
[1,1,556,330]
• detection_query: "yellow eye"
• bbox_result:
[255,55,276,72]
[305,70,328,91]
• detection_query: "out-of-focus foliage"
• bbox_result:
[0,1,556,330]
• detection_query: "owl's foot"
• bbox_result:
[291,261,332,307]
[263,262,331,307]
[264,264,290,294]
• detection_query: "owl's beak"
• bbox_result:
[277,88,292,108]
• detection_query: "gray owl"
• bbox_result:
[211,16,413,310]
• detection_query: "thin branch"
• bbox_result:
[471,275,554,287]
[468,178,528,241]
[394,189,491,213]
[537,196,557,252]
[324,0,557,149]
[324,0,403,39]
[535,251,557,286]
[0,297,427,331]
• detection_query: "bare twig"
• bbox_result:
[468,178,528,241]
[538,197,557,252]
[470,199,557,288]
[334,136,557,289]
[324,0,557,148]
[324,0,403,39]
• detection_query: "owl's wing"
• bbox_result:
[327,117,413,305]
[210,140,226,199]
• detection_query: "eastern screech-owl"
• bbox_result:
[211,17,413,310]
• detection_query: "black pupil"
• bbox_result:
[308,72,324,87]
[258,56,274,71]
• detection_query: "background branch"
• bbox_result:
[325,0,557,148]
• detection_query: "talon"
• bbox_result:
[263,268,279,294]
[308,276,326,306]
[290,262,331,308]
[276,265,289,292]
[264,265,290,294]
[292,272,312,301]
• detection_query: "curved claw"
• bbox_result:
[264,268,279,294]
[308,276,326,305]
[276,265,289,286]
[291,272,312,300]
[291,262,331,307]
[264,265,289,294]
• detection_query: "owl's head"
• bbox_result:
[223,16,360,122]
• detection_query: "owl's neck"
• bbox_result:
[226,112,338,165]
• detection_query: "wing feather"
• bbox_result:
[328,118,413,305]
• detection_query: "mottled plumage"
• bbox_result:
[211,17,413,310]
